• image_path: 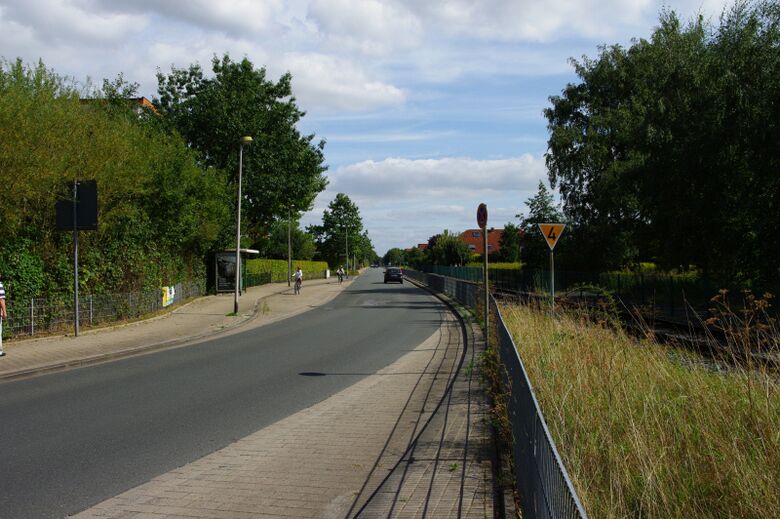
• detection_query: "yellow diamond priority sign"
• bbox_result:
[538,223,565,250]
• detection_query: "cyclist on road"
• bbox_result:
[294,266,303,295]
[336,266,345,284]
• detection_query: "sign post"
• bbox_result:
[477,203,489,340]
[56,180,98,336]
[538,223,565,311]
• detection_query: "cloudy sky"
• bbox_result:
[0,0,731,254]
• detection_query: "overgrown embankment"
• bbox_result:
[501,303,780,518]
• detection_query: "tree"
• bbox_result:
[308,193,374,268]
[517,182,564,269]
[404,247,426,268]
[257,218,316,261]
[544,1,780,288]
[156,54,328,245]
[498,222,522,263]
[384,248,404,266]
[428,231,469,266]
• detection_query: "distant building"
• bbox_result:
[459,228,504,255]
[417,243,428,250]
[79,96,159,115]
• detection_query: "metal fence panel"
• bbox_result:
[408,269,588,519]
[416,264,733,320]
[2,280,205,340]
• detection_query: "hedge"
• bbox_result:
[246,259,330,282]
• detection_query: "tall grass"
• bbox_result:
[500,301,779,518]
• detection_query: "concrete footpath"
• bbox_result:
[0,273,499,518]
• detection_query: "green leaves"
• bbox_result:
[0,59,231,298]
[309,193,375,268]
[156,54,328,244]
[544,1,780,289]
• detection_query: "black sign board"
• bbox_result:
[56,180,98,230]
[215,252,238,292]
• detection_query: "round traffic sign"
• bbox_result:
[477,203,488,229]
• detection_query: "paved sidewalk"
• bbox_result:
[0,276,353,381]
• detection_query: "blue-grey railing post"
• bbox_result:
[30,298,35,336]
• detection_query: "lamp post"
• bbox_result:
[234,135,252,315]
[287,208,292,288]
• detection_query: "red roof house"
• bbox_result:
[459,228,504,255]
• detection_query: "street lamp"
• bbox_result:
[234,135,253,314]
[344,222,349,276]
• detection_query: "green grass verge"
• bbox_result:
[500,303,779,518]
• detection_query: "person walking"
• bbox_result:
[0,274,7,357]
[294,266,303,295]
[336,266,344,284]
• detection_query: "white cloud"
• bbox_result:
[307,0,421,55]
[91,0,284,36]
[400,0,655,42]
[1,0,147,45]
[277,53,405,113]
[328,155,545,199]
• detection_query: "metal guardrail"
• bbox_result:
[406,270,588,519]
[2,280,204,339]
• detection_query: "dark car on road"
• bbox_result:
[384,267,403,284]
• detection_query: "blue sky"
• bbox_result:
[0,0,731,254]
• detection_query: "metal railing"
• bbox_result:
[2,280,205,340]
[406,270,588,519]
[418,264,729,320]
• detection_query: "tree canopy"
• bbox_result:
[544,1,780,289]
[516,182,565,269]
[156,54,328,246]
[308,193,376,268]
[426,231,470,266]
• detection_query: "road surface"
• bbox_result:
[0,269,447,518]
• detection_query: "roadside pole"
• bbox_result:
[538,223,565,313]
[73,180,80,336]
[477,203,489,340]
[55,179,97,337]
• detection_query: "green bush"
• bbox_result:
[0,59,230,299]
[465,262,522,270]
[246,259,329,282]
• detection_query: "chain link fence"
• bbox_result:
[1,280,205,340]
[406,269,588,519]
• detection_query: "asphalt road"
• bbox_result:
[0,270,445,518]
